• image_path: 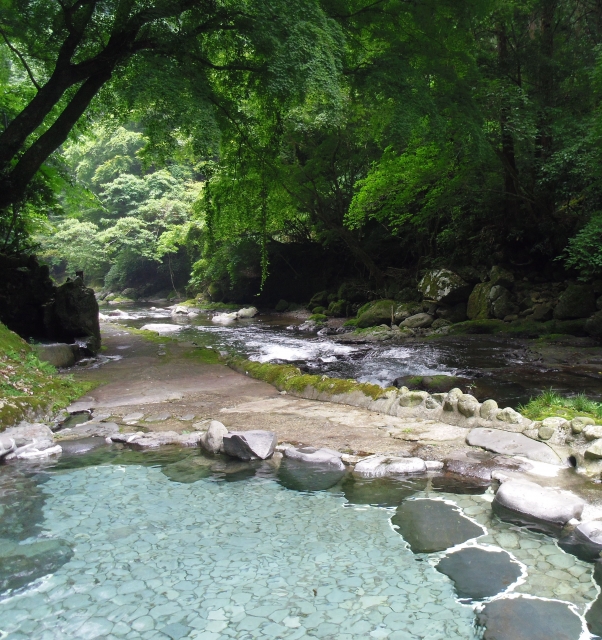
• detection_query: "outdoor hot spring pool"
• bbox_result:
[0,446,598,639]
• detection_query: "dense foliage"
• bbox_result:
[2,0,602,297]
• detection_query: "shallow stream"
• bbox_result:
[105,305,602,408]
[0,447,599,639]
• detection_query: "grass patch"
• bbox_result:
[184,347,221,364]
[228,357,394,401]
[0,322,93,430]
[518,389,602,422]
[308,314,328,323]
[193,300,240,311]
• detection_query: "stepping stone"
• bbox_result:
[342,476,427,507]
[145,412,171,422]
[477,597,583,640]
[436,547,521,600]
[278,458,346,492]
[391,499,485,553]
[161,457,213,484]
[493,480,585,535]
[123,412,144,422]
[59,437,107,456]
[466,428,561,464]
[353,454,426,477]
[430,474,488,495]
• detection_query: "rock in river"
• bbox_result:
[277,458,346,492]
[353,454,426,477]
[492,480,585,535]
[341,476,427,507]
[391,499,485,553]
[222,430,277,460]
[436,547,522,600]
[466,428,561,464]
[477,597,583,640]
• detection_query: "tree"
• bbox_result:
[0,0,345,215]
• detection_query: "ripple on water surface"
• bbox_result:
[0,462,479,640]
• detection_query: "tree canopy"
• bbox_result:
[2,0,602,299]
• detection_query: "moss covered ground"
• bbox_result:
[0,323,93,430]
[519,390,602,422]
[228,357,394,401]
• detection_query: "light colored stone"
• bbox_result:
[284,447,345,469]
[542,417,568,430]
[353,454,426,477]
[493,479,585,528]
[236,307,258,319]
[466,428,561,464]
[584,425,602,441]
[2,422,54,449]
[200,420,228,454]
[538,425,555,441]
[457,394,480,418]
[496,407,523,425]
[398,391,429,407]
[33,343,76,368]
[585,439,602,459]
[571,417,594,433]
[480,399,498,420]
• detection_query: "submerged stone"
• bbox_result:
[277,458,346,492]
[341,476,427,507]
[559,520,602,562]
[59,436,107,456]
[161,456,214,484]
[0,538,73,595]
[586,560,602,636]
[477,597,583,640]
[466,428,561,464]
[436,547,521,600]
[391,499,485,553]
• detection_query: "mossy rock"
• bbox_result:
[328,300,348,317]
[356,300,396,328]
[312,306,326,314]
[275,299,290,312]
[309,314,328,322]
[309,291,329,308]
[466,282,493,320]
[393,374,469,394]
[343,319,358,327]
[207,283,223,301]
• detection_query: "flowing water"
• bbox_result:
[105,305,602,408]
[0,447,598,639]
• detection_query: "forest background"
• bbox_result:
[2,0,602,306]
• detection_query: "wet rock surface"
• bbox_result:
[341,476,427,507]
[277,458,346,492]
[559,520,602,562]
[353,454,426,477]
[436,547,522,600]
[493,480,585,535]
[391,499,485,553]
[477,597,583,640]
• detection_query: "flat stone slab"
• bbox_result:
[436,547,521,600]
[391,499,485,553]
[493,480,585,535]
[342,476,427,507]
[144,412,171,422]
[57,421,120,439]
[59,437,107,456]
[466,428,561,464]
[444,452,531,481]
[140,323,187,334]
[477,597,583,640]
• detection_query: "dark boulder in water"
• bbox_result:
[477,597,583,640]
[391,499,484,553]
[341,476,427,507]
[436,547,521,600]
[277,458,346,492]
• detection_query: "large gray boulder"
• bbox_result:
[418,269,472,304]
[222,430,277,460]
[489,285,518,319]
[492,480,585,534]
[2,422,54,449]
[466,428,561,464]
[353,454,426,477]
[200,420,228,454]
[284,446,345,470]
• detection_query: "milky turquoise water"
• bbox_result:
[0,450,597,639]
[0,458,477,640]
